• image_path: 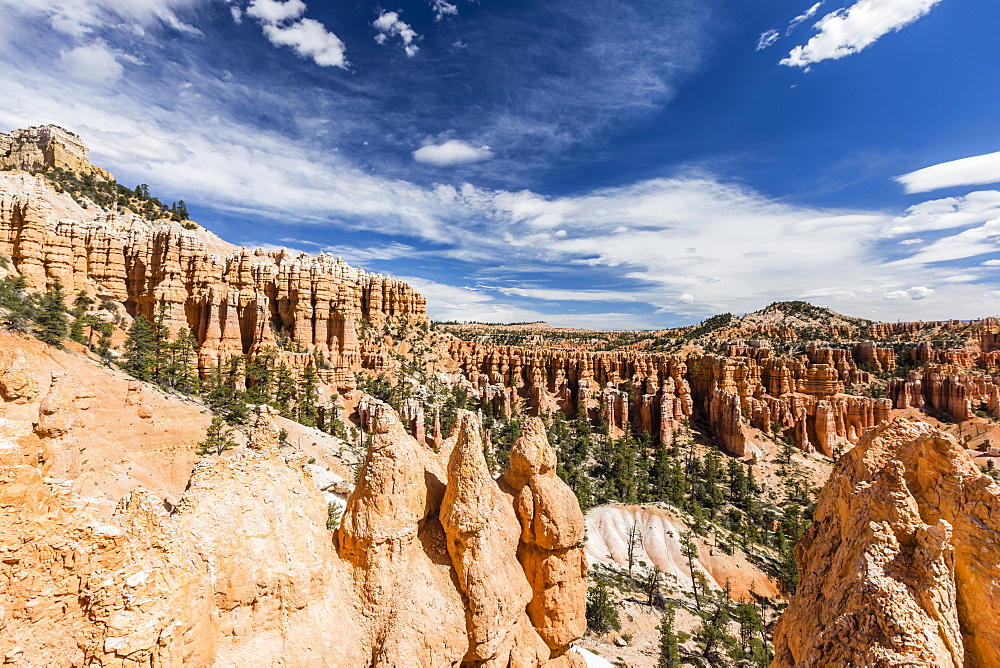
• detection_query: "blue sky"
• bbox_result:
[1,0,999,327]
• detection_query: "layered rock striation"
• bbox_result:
[772,418,1000,666]
[0,170,426,378]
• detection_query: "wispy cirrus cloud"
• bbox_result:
[782,0,944,68]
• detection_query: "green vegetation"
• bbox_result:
[34,167,195,223]
[326,502,343,530]
[196,415,237,456]
[585,582,621,635]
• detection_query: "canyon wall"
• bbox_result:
[0,170,426,379]
[772,418,1000,666]
[446,340,896,459]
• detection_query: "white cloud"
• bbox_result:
[0,0,205,36]
[788,2,824,32]
[247,0,306,24]
[245,0,348,68]
[782,0,943,68]
[319,242,418,264]
[261,18,347,67]
[896,150,1000,193]
[430,0,458,21]
[59,41,124,86]
[373,11,420,57]
[756,29,780,51]
[884,286,934,300]
[885,190,1000,236]
[413,140,494,166]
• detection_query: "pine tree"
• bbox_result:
[585,582,621,635]
[196,415,237,456]
[246,348,277,404]
[161,327,199,394]
[95,321,114,363]
[0,276,34,333]
[34,279,69,347]
[680,530,702,611]
[121,314,157,380]
[657,605,681,668]
[297,365,320,426]
[274,362,296,417]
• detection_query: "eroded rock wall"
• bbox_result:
[445,341,893,459]
[0,171,426,378]
[772,418,1000,666]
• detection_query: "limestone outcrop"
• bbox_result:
[0,125,108,178]
[772,418,1000,666]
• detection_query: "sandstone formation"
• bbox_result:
[772,418,1000,666]
[503,418,588,652]
[888,363,1000,422]
[446,341,896,459]
[1,385,587,665]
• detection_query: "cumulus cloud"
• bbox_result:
[245,0,348,68]
[896,150,1000,193]
[373,11,420,57]
[781,0,943,68]
[430,0,458,21]
[59,41,125,85]
[756,29,780,51]
[413,139,494,166]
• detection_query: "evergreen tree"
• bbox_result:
[693,586,736,665]
[34,279,68,347]
[297,365,320,426]
[657,605,681,668]
[585,582,621,635]
[679,530,702,611]
[245,348,277,405]
[196,415,237,456]
[95,321,114,363]
[0,276,34,333]
[274,362,296,417]
[121,314,157,380]
[161,327,199,394]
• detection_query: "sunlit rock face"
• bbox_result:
[773,418,1000,667]
[1,396,587,666]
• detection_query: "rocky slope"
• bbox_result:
[1,363,589,665]
[772,418,1000,666]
